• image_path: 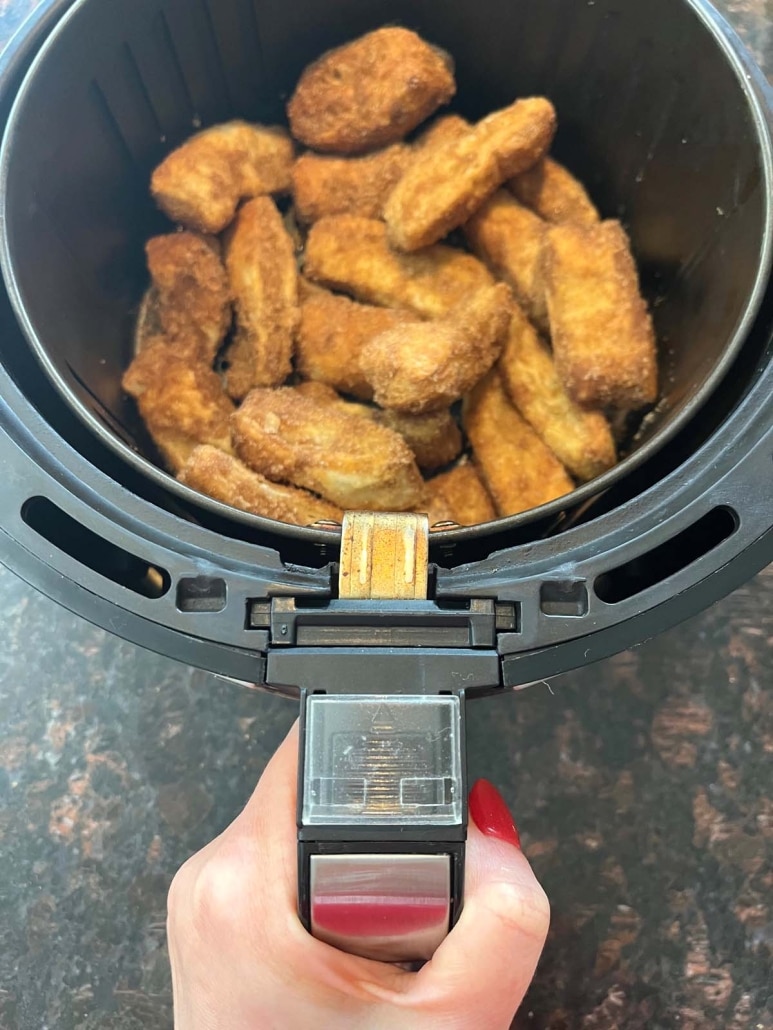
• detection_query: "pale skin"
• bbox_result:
[168,723,550,1030]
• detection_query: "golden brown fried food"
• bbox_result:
[297,286,418,399]
[497,302,616,482]
[385,98,556,251]
[292,145,411,223]
[422,489,458,528]
[360,283,512,413]
[145,233,231,362]
[544,220,658,409]
[378,410,463,470]
[463,370,574,516]
[178,445,342,527]
[232,387,424,511]
[223,197,299,400]
[304,216,495,318]
[425,459,498,526]
[151,121,294,234]
[122,341,234,473]
[464,189,548,331]
[295,378,462,470]
[294,380,374,419]
[412,114,469,153]
[287,28,455,154]
[509,156,599,225]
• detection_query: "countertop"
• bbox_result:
[0,1,771,1028]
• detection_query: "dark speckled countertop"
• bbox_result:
[1,2,772,1028]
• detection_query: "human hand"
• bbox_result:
[168,722,549,1029]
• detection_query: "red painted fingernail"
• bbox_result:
[469,779,521,848]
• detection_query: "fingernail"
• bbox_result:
[469,779,521,848]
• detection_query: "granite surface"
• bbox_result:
[0,1,772,1028]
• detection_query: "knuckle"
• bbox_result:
[485,880,551,942]
[169,844,248,943]
[190,852,244,940]
[167,854,198,933]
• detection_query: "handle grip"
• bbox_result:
[296,513,467,963]
[297,690,467,962]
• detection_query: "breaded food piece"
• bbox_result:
[464,189,548,331]
[463,370,574,516]
[385,98,556,251]
[426,459,497,526]
[297,286,418,399]
[292,145,411,223]
[232,387,424,511]
[412,114,469,154]
[544,220,658,408]
[304,216,495,318]
[360,283,512,413]
[123,341,234,473]
[145,233,231,362]
[224,197,299,400]
[497,303,616,482]
[509,156,599,225]
[422,488,458,528]
[151,121,294,234]
[178,445,342,527]
[294,380,374,419]
[294,381,461,470]
[378,410,463,470]
[287,28,456,154]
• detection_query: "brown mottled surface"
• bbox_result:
[1,3,772,1030]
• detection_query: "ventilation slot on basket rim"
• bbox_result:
[594,506,738,604]
[22,496,170,598]
[176,575,227,612]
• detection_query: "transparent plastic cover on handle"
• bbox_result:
[302,694,463,826]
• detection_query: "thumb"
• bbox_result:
[413,780,549,1029]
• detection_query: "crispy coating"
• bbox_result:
[232,387,424,511]
[464,189,548,331]
[122,341,234,473]
[425,459,497,526]
[412,114,469,154]
[509,156,599,225]
[223,197,299,400]
[544,220,658,409]
[287,28,456,154]
[304,216,495,318]
[292,145,411,223]
[463,370,574,516]
[497,303,616,482]
[294,378,462,470]
[422,488,458,528]
[178,445,342,527]
[145,233,231,362]
[360,283,512,413]
[378,410,463,470]
[297,286,417,399]
[294,380,374,419]
[151,121,294,234]
[385,98,556,251]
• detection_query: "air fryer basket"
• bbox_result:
[0,0,770,688]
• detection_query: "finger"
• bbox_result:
[227,718,301,904]
[217,718,412,999]
[407,807,549,1028]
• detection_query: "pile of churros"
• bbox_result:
[123,26,659,530]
